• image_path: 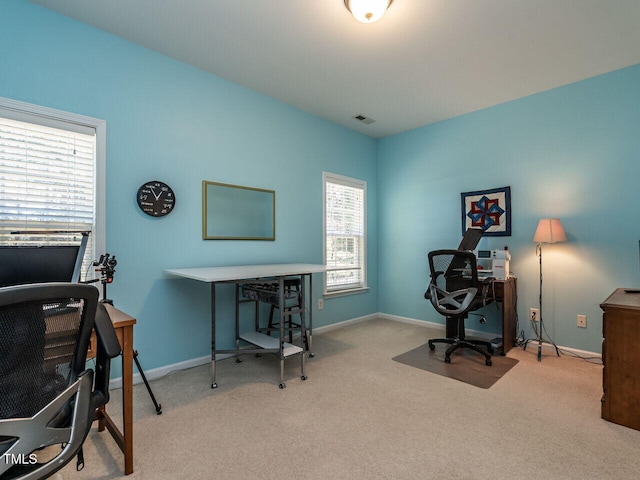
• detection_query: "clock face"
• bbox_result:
[137,181,176,217]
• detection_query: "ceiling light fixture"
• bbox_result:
[344,0,394,24]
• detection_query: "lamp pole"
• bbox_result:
[537,242,544,361]
[535,243,560,361]
[529,218,566,361]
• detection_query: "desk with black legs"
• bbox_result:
[480,277,517,354]
[165,264,326,388]
[437,277,517,356]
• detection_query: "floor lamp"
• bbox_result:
[531,218,567,361]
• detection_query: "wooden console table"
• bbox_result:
[600,288,640,431]
[88,304,135,474]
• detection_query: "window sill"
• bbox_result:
[323,287,370,299]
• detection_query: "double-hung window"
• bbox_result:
[0,97,105,280]
[323,172,367,295]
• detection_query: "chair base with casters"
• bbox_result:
[428,316,494,366]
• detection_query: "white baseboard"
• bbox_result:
[313,313,378,334]
[108,312,600,389]
[108,314,378,389]
[378,313,444,329]
[109,354,213,390]
[378,312,494,340]
[379,312,601,360]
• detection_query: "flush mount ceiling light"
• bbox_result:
[344,0,394,24]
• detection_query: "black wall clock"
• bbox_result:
[137,180,176,217]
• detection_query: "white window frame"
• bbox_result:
[0,96,106,278]
[323,171,367,296]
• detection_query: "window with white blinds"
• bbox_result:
[323,172,367,294]
[0,100,103,281]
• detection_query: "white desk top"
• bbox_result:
[165,263,327,283]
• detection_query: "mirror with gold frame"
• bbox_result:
[202,181,275,240]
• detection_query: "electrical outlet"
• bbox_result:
[317,298,324,310]
[577,314,587,328]
[530,308,540,322]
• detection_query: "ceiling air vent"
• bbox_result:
[353,114,376,125]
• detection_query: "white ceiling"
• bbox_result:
[29,0,640,138]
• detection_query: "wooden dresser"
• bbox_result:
[600,288,640,431]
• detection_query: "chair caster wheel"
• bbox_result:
[255,353,262,357]
[301,375,308,381]
[444,357,451,363]
[486,359,492,366]
[235,358,242,363]
[309,353,315,358]
[428,342,435,351]
[211,383,218,389]
[279,383,286,389]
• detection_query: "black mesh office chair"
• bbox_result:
[425,249,494,366]
[0,283,121,480]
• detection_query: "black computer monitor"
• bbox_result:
[0,245,83,288]
[458,228,483,251]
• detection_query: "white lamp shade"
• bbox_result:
[345,0,393,23]
[533,218,567,244]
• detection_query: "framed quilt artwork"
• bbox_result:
[461,186,511,236]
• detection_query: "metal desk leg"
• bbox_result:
[298,275,307,380]
[235,284,242,364]
[305,273,314,357]
[211,282,218,389]
[310,273,314,355]
[278,277,286,389]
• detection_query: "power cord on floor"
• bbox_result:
[556,347,603,365]
[514,328,602,365]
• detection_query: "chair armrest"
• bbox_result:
[424,271,445,299]
[94,303,121,359]
[90,303,121,409]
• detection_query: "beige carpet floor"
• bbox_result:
[58,317,640,480]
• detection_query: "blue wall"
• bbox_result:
[378,64,640,353]
[0,1,379,374]
[3,1,639,363]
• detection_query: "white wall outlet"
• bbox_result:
[577,314,587,328]
[530,308,540,322]
[318,298,324,310]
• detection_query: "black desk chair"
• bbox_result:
[0,283,121,480]
[424,249,494,366]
